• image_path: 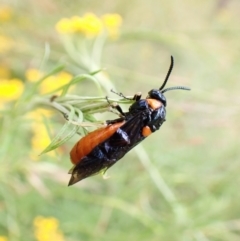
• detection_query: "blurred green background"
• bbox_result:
[1,0,240,240]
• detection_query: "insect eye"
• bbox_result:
[148,89,159,98]
[148,89,166,106]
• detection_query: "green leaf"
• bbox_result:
[60,73,103,97]
[40,106,83,155]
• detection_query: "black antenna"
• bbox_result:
[159,56,174,90]
[162,86,191,93]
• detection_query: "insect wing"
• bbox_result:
[105,111,146,149]
[68,112,147,185]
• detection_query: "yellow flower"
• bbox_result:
[40,71,73,94]
[0,35,13,53]
[56,13,119,37]
[26,108,55,161]
[0,236,8,241]
[27,108,55,160]
[25,69,73,94]
[70,16,84,32]
[102,13,122,38]
[34,216,59,230]
[33,216,65,241]
[26,68,43,82]
[55,18,75,34]
[80,13,103,37]
[26,108,53,122]
[0,6,13,22]
[0,79,24,101]
[0,78,23,110]
[102,14,122,28]
[31,124,52,152]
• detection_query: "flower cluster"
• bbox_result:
[26,68,73,94]
[0,79,23,104]
[27,108,54,160]
[55,13,122,38]
[0,67,23,109]
[0,67,73,160]
[33,216,65,241]
[0,68,73,108]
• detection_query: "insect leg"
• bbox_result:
[132,92,142,101]
[111,89,142,101]
[106,96,126,117]
[110,89,131,100]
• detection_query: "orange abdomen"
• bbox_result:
[70,121,125,165]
